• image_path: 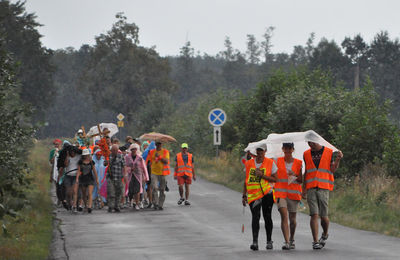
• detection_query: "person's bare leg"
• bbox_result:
[279,207,290,243]
[310,214,319,242]
[147,186,152,204]
[135,193,140,206]
[289,212,297,241]
[87,185,94,209]
[179,185,184,198]
[66,186,73,207]
[72,183,79,207]
[321,216,329,237]
[185,183,190,200]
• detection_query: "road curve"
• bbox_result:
[50,175,400,260]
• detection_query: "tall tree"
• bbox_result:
[342,34,369,90]
[0,0,54,120]
[260,26,275,64]
[246,34,261,64]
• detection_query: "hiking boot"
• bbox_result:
[88,208,92,214]
[312,242,323,250]
[177,198,185,205]
[108,207,113,213]
[250,242,259,251]
[289,240,295,249]
[184,200,191,206]
[319,233,329,247]
[114,207,121,213]
[282,242,290,250]
[266,241,273,250]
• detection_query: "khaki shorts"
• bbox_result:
[307,188,329,217]
[277,198,299,213]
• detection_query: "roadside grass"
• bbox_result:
[0,139,53,259]
[197,153,400,238]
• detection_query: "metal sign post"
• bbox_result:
[208,108,226,158]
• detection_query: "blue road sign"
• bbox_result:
[208,108,227,126]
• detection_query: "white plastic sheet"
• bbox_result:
[244,130,339,161]
[87,123,119,138]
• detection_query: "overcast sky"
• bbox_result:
[22,0,400,57]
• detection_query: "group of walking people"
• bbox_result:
[242,141,343,250]
[49,131,197,214]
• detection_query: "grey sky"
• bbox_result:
[23,0,400,57]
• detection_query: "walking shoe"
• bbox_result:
[147,203,153,209]
[158,206,164,210]
[312,242,323,250]
[153,205,159,210]
[266,241,273,250]
[177,198,185,205]
[108,207,113,213]
[250,242,259,251]
[184,200,191,206]
[319,233,329,247]
[139,202,144,209]
[114,207,121,213]
[78,206,83,212]
[282,242,290,250]
[72,207,78,213]
[165,184,169,192]
[289,240,295,249]
[135,205,140,211]
[88,208,92,214]
[62,201,68,210]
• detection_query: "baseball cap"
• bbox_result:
[181,143,189,149]
[53,139,62,144]
[77,129,83,134]
[82,149,90,156]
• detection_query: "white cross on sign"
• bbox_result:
[208,108,226,127]
[117,113,125,121]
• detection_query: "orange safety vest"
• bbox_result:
[245,157,273,204]
[148,149,171,176]
[175,152,193,177]
[275,157,302,201]
[304,147,334,191]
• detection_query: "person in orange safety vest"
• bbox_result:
[274,142,303,250]
[302,141,343,250]
[242,144,277,251]
[174,143,196,206]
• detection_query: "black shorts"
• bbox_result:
[64,175,77,187]
[79,174,95,187]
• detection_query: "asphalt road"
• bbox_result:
[50,175,400,260]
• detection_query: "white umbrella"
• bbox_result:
[87,123,119,138]
[244,130,339,160]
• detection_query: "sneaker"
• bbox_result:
[154,205,159,210]
[184,200,191,206]
[282,242,290,250]
[266,241,273,250]
[289,240,295,249]
[78,206,83,212]
[114,207,121,213]
[312,242,323,250]
[72,207,78,213]
[177,198,185,205]
[250,242,259,251]
[88,208,92,214]
[319,233,329,247]
[147,203,153,209]
[62,201,69,210]
[135,205,140,211]
[108,207,113,213]
[139,202,144,209]
[158,206,164,210]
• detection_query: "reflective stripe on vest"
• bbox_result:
[245,157,273,204]
[304,147,334,191]
[275,157,302,200]
[175,152,193,177]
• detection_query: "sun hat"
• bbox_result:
[82,149,90,156]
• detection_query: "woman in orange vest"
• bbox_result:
[275,143,303,250]
[242,144,277,251]
[174,143,196,206]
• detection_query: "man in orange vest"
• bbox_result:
[242,144,277,251]
[147,141,170,210]
[302,141,343,249]
[174,143,196,206]
[275,143,303,250]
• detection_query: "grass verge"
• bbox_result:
[0,140,53,259]
[197,153,400,238]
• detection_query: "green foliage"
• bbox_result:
[0,0,54,120]
[0,45,34,232]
